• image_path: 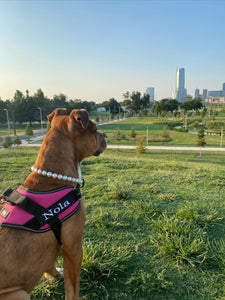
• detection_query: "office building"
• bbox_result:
[146,87,155,102]
[208,83,225,98]
[206,97,225,104]
[203,89,208,100]
[176,68,187,102]
[195,88,200,98]
[208,90,224,97]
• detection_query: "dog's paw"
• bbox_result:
[44,267,64,280]
[56,267,64,278]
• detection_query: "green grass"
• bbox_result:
[0,124,46,137]
[1,147,225,299]
[1,115,224,148]
[98,116,224,147]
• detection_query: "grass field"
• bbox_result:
[98,116,223,147]
[1,115,224,148]
[1,147,225,299]
[0,124,46,137]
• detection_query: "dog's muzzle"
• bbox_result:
[94,149,102,156]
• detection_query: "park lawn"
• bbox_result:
[98,116,223,147]
[0,124,45,137]
[1,115,224,147]
[1,147,225,299]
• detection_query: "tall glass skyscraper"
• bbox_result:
[146,87,155,102]
[176,68,187,102]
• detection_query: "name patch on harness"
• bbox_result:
[42,200,71,221]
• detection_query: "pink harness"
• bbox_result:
[0,185,81,244]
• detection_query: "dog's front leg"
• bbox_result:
[63,241,83,300]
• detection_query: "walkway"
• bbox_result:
[20,138,225,152]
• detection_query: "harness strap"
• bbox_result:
[3,187,81,245]
[3,188,47,226]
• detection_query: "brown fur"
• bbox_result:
[0,109,107,300]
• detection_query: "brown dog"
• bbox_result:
[0,108,107,300]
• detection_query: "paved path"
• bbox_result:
[108,145,225,151]
[20,138,225,152]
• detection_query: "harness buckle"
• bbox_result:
[0,195,11,205]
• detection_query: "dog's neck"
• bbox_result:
[30,164,84,186]
[77,163,82,179]
[24,131,83,191]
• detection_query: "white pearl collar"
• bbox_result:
[31,166,84,186]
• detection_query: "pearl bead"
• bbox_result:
[30,166,83,185]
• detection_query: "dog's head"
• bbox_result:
[47,108,107,161]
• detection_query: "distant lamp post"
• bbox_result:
[147,126,149,145]
[38,107,43,131]
[4,108,10,136]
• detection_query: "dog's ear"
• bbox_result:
[70,109,89,129]
[47,108,69,124]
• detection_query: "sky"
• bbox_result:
[1,0,225,103]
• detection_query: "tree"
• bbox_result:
[162,125,170,142]
[166,99,179,113]
[3,136,12,149]
[52,93,67,108]
[33,89,51,120]
[152,101,161,115]
[197,127,206,157]
[140,93,150,111]
[136,138,146,155]
[25,124,33,143]
[13,135,22,147]
[101,98,121,115]
[116,128,121,140]
[130,91,142,113]
[185,95,193,101]
[181,97,203,112]
[152,98,179,114]
[130,128,136,138]
[13,90,26,124]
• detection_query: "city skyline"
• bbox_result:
[1,1,225,103]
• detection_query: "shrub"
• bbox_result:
[25,124,33,143]
[130,128,136,138]
[3,136,12,149]
[116,128,121,140]
[136,137,146,155]
[46,121,51,131]
[13,135,22,147]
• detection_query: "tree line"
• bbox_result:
[0,89,153,124]
[0,89,204,125]
[152,97,203,115]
